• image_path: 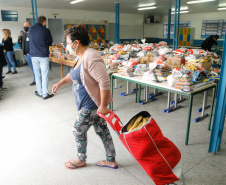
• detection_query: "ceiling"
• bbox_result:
[1,0,226,16]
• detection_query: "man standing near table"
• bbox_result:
[22,21,36,86]
[29,15,54,99]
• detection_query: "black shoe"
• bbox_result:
[2,76,5,79]
[6,71,12,74]
[30,82,36,86]
[43,94,54,100]
[12,71,17,74]
[35,91,42,97]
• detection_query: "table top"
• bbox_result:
[49,57,75,67]
[112,73,216,95]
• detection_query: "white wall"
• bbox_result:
[144,11,226,41]
[0,6,143,43]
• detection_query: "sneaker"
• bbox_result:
[6,71,12,74]
[0,87,7,92]
[12,71,17,74]
[1,87,8,91]
[43,94,54,100]
[35,91,42,98]
[30,81,36,86]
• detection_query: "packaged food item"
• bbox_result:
[173,81,194,86]
[188,49,205,55]
[118,66,134,76]
[174,76,192,82]
[185,64,198,71]
[174,48,187,54]
[134,64,148,76]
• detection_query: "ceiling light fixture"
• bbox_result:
[218,7,226,10]
[138,6,157,10]
[70,0,84,4]
[171,10,189,14]
[171,6,188,11]
[187,0,215,4]
[219,3,226,7]
[138,3,155,7]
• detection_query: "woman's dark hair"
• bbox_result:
[64,24,89,46]
[214,34,219,39]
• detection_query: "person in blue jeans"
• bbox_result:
[22,21,36,86]
[29,16,53,100]
[2,29,17,74]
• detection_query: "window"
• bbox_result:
[1,10,18,21]
[163,21,191,38]
[201,20,226,39]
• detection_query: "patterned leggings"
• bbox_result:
[73,107,116,162]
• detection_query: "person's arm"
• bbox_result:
[52,73,72,94]
[98,89,111,115]
[46,29,53,46]
[87,56,111,115]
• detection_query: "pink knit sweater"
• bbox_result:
[80,48,113,107]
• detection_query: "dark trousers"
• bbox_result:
[0,65,3,87]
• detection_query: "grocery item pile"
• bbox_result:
[100,40,221,91]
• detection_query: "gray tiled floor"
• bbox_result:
[0,63,225,185]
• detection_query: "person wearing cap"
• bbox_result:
[201,34,219,52]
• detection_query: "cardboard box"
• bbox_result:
[167,57,185,68]
[193,61,211,72]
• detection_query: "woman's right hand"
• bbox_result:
[52,83,62,94]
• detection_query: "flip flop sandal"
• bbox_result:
[65,160,87,170]
[95,160,118,169]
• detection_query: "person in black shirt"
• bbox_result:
[22,22,36,86]
[29,16,53,99]
[201,34,219,52]
[2,29,17,74]
[18,30,23,49]
[0,45,8,93]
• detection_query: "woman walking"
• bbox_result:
[52,25,118,170]
[2,29,17,74]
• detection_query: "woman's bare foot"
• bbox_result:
[65,158,86,169]
[95,160,118,169]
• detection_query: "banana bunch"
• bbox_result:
[127,115,149,132]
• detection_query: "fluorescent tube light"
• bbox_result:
[172,6,188,11]
[138,3,155,7]
[187,0,215,4]
[219,3,226,7]
[70,0,84,4]
[171,11,189,14]
[218,7,226,10]
[138,6,157,10]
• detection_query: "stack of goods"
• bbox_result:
[150,55,172,81]
[118,66,134,77]
[134,64,148,76]
[154,65,172,81]
[170,68,209,92]
[49,45,67,59]
[186,55,212,72]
